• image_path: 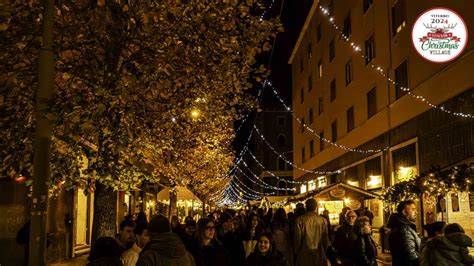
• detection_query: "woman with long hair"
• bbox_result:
[242,212,265,257]
[246,232,290,266]
[188,217,230,266]
[272,208,294,266]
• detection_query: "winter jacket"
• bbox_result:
[334,222,357,260]
[353,234,377,266]
[218,230,246,266]
[386,213,421,266]
[136,232,195,266]
[245,249,290,266]
[188,239,231,266]
[294,211,329,266]
[421,233,474,266]
[273,223,294,266]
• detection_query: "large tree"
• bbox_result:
[1,0,279,238]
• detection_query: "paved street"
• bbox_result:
[49,255,87,266]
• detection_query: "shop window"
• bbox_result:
[392,0,406,36]
[392,143,417,183]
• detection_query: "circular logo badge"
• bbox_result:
[411,8,468,63]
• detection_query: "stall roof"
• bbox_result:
[157,186,202,201]
[295,182,379,201]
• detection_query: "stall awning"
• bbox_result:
[157,186,202,201]
[315,182,379,201]
[293,182,379,202]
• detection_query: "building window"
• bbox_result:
[277,134,286,147]
[331,120,337,142]
[392,143,417,183]
[343,14,352,38]
[277,116,286,127]
[318,97,324,115]
[308,42,312,59]
[310,140,315,158]
[328,0,333,16]
[330,79,336,102]
[308,75,313,92]
[319,131,324,151]
[329,38,335,61]
[301,117,305,132]
[301,147,306,163]
[345,60,353,86]
[318,60,323,79]
[277,158,286,171]
[300,87,304,103]
[367,87,377,118]
[347,106,355,132]
[365,34,375,65]
[395,60,408,99]
[392,0,406,36]
[300,58,304,73]
[363,0,374,13]
[317,24,322,42]
[309,108,313,124]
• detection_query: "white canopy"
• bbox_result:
[157,186,201,201]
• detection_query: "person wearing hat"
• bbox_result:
[136,214,195,266]
[217,211,246,266]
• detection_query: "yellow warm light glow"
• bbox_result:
[347,181,358,186]
[344,198,350,204]
[367,175,382,188]
[300,184,307,194]
[399,167,410,175]
[191,109,201,118]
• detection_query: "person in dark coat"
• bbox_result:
[246,232,290,266]
[242,212,265,257]
[217,211,246,266]
[181,219,197,251]
[387,200,421,266]
[87,236,124,266]
[352,217,377,266]
[171,215,185,238]
[421,223,474,266]
[136,214,195,266]
[334,210,358,265]
[189,217,231,266]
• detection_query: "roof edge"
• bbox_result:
[288,0,320,64]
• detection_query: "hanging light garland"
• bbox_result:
[318,5,473,119]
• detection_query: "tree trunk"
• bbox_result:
[91,183,117,243]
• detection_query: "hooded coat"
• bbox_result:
[386,213,421,266]
[136,232,195,266]
[421,233,474,266]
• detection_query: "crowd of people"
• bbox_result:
[85,198,474,266]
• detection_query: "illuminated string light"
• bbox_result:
[253,125,343,174]
[234,175,273,196]
[318,5,474,119]
[238,162,294,191]
[268,85,389,153]
[230,182,261,200]
[245,149,304,184]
